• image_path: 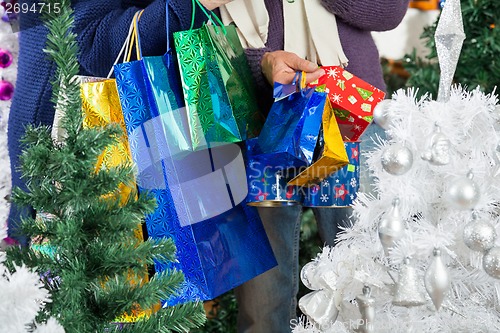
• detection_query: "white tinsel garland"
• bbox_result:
[0,226,64,332]
[294,86,500,333]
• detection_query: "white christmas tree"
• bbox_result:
[0,2,19,237]
[294,0,500,332]
[295,86,500,333]
[0,224,64,332]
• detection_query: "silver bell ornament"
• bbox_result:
[373,99,393,130]
[381,143,413,175]
[424,248,450,311]
[483,247,500,279]
[378,198,405,255]
[421,124,450,165]
[463,213,497,252]
[356,285,375,333]
[393,257,426,307]
[298,290,339,327]
[446,170,480,210]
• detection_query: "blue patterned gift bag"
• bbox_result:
[257,82,325,167]
[302,141,360,207]
[245,138,304,207]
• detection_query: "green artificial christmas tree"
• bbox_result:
[6,1,205,332]
[404,0,500,98]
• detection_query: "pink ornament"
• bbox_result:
[0,48,12,68]
[0,80,14,100]
[3,237,18,246]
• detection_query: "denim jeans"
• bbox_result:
[234,124,384,333]
[234,206,352,333]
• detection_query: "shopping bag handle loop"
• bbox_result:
[190,0,227,34]
[291,71,307,96]
[107,10,143,78]
[165,1,171,54]
[127,10,144,62]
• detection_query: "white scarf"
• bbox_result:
[219,0,348,67]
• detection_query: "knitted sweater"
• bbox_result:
[8,0,409,238]
[244,0,409,113]
[7,0,206,239]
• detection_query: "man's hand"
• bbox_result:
[261,51,325,86]
[198,0,233,11]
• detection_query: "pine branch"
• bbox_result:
[7,0,206,331]
[93,269,185,321]
[121,303,207,333]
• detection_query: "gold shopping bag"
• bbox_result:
[288,98,349,187]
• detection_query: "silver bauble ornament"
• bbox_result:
[483,247,500,279]
[446,171,480,209]
[301,261,321,290]
[378,198,405,255]
[373,99,392,130]
[421,124,450,165]
[356,285,375,333]
[424,248,450,311]
[298,290,339,327]
[381,143,413,175]
[463,213,497,252]
[393,257,426,307]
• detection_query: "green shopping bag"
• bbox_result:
[173,0,263,149]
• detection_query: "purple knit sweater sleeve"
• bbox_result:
[73,0,207,77]
[321,0,410,31]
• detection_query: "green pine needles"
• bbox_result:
[7,0,205,331]
[404,0,500,99]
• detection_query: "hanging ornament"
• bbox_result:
[0,48,12,68]
[483,247,500,279]
[298,290,339,327]
[463,212,497,252]
[421,124,451,165]
[381,143,413,175]
[0,80,13,101]
[1,11,9,23]
[393,257,426,307]
[378,197,405,255]
[446,170,480,209]
[356,285,375,333]
[434,0,465,102]
[424,248,450,311]
[372,99,393,130]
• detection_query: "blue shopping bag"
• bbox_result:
[245,138,305,207]
[114,9,276,305]
[257,75,325,167]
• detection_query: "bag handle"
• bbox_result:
[165,1,171,53]
[127,10,144,62]
[291,71,307,95]
[189,0,227,34]
[107,10,144,78]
